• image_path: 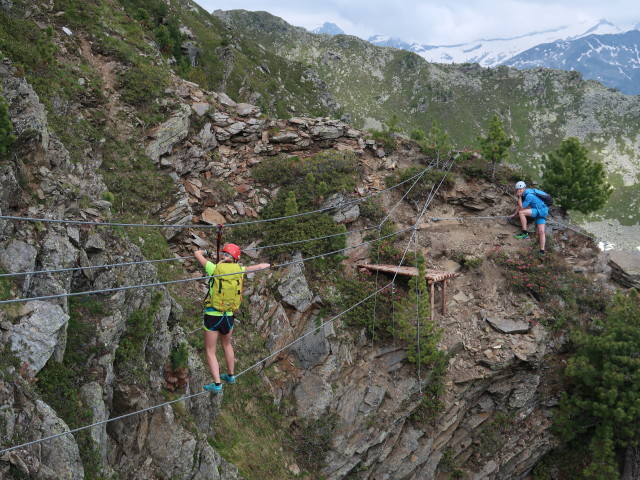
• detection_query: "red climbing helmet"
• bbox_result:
[222,243,241,260]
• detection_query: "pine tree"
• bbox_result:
[420,120,452,168]
[541,137,612,214]
[392,252,448,420]
[0,92,15,157]
[477,115,513,180]
[393,252,444,366]
[555,289,640,478]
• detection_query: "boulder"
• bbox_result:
[236,103,260,116]
[310,124,342,140]
[321,193,360,224]
[485,316,531,334]
[145,104,191,163]
[0,239,37,288]
[290,316,332,369]
[609,250,640,288]
[217,92,237,107]
[8,301,70,376]
[201,208,226,225]
[277,253,315,313]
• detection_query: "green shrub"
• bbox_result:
[334,270,405,339]
[359,198,387,224]
[250,150,362,265]
[100,191,115,203]
[114,292,162,382]
[369,130,397,152]
[489,248,560,300]
[253,150,359,197]
[170,342,189,370]
[385,166,457,206]
[119,62,170,108]
[292,415,337,471]
[0,92,15,158]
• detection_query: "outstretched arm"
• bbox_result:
[194,250,209,268]
[245,263,271,272]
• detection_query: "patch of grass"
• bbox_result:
[207,371,303,479]
[333,270,407,339]
[0,343,21,380]
[0,269,16,301]
[114,291,162,383]
[101,150,174,217]
[119,62,170,109]
[128,226,181,282]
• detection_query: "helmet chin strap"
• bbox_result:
[216,224,224,264]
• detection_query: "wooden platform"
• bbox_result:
[356,263,460,318]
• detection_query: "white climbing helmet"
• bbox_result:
[515,181,526,189]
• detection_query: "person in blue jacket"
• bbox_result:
[509,181,548,254]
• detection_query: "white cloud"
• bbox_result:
[197,1,640,45]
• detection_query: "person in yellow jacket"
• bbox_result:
[194,244,270,393]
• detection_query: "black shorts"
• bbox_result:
[203,313,234,335]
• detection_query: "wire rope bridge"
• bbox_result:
[356,263,460,318]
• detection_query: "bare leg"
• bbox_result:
[537,223,546,251]
[204,329,221,383]
[219,331,235,375]
[518,208,532,231]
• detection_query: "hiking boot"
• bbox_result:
[539,250,545,255]
[514,232,530,239]
[204,382,223,393]
[221,374,236,384]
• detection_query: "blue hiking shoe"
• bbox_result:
[514,232,530,239]
[221,374,236,384]
[204,382,223,393]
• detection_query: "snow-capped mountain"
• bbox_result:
[369,19,622,67]
[309,19,640,95]
[505,30,640,95]
[311,22,345,36]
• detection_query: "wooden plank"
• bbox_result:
[356,263,460,281]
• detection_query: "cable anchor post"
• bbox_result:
[216,224,224,263]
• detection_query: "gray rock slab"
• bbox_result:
[8,301,70,375]
[485,317,530,334]
[609,250,640,288]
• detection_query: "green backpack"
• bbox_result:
[204,263,244,312]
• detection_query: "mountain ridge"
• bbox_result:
[318,18,640,95]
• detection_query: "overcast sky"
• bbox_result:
[195,1,640,45]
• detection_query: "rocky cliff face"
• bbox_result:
[0,6,636,480]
